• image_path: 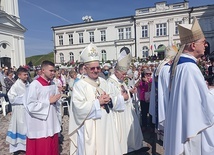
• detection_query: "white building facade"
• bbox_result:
[0,0,26,68]
[52,16,135,64]
[52,1,214,64]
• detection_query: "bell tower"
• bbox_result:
[0,0,20,22]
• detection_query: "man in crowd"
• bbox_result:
[99,63,111,80]
[77,63,86,79]
[164,17,214,155]
[0,66,8,94]
[33,67,42,80]
[58,69,67,91]
[24,60,61,155]
[6,67,29,154]
[69,43,122,155]
[107,47,144,154]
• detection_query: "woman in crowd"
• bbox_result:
[4,70,16,113]
[4,70,16,93]
[136,69,153,132]
[68,69,79,97]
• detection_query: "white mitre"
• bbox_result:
[115,47,132,72]
[155,45,178,77]
[80,43,99,63]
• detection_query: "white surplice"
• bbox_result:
[157,65,170,128]
[149,65,171,141]
[69,77,122,155]
[164,54,214,155]
[149,73,156,124]
[108,74,143,154]
[150,65,171,129]
[24,80,61,139]
[6,79,28,153]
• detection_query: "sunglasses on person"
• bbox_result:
[86,66,101,71]
[145,73,152,75]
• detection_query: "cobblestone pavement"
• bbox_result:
[0,112,164,155]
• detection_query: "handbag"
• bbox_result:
[145,91,150,102]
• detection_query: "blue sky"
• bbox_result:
[18,0,213,57]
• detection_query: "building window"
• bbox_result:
[118,28,124,40]
[100,30,106,42]
[79,33,84,44]
[175,21,182,34]
[89,32,94,42]
[1,43,7,49]
[70,52,74,61]
[142,46,149,57]
[101,50,107,62]
[59,35,63,45]
[60,53,64,63]
[156,23,167,36]
[142,25,148,38]
[125,27,131,39]
[68,34,73,45]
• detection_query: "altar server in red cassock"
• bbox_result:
[24,60,61,155]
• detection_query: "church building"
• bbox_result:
[0,0,26,68]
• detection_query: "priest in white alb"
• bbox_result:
[164,17,214,155]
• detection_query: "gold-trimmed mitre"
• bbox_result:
[80,43,99,63]
[165,45,178,60]
[155,45,178,77]
[115,47,132,72]
[178,17,204,45]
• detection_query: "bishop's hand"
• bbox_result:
[121,90,129,101]
[130,86,137,94]
[98,92,111,105]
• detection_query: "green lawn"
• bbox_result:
[26,52,54,66]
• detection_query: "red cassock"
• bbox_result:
[26,134,59,155]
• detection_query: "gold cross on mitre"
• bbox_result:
[88,47,98,57]
[90,47,96,52]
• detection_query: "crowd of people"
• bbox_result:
[1,16,214,155]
